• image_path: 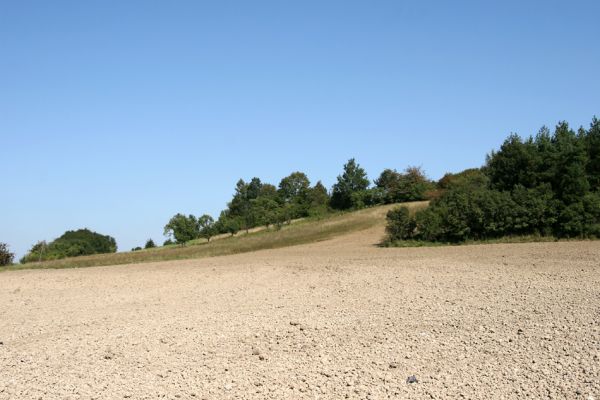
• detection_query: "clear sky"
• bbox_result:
[1,1,599,259]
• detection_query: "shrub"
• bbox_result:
[144,239,156,249]
[385,207,415,241]
[0,243,14,266]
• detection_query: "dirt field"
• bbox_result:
[1,225,599,399]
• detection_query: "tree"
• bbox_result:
[0,243,14,266]
[278,172,310,203]
[223,217,241,236]
[144,239,156,249]
[486,134,539,191]
[247,177,264,200]
[163,214,199,244]
[397,167,432,202]
[330,158,370,209]
[20,229,117,263]
[376,167,433,203]
[277,172,312,218]
[307,181,330,217]
[395,117,600,244]
[250,197,280,228]
[585,117,600,190]
[198,214,216,242]
[551,121,589,205]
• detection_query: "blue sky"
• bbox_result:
[1,0,599,259]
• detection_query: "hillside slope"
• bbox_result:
[3,202,428,271]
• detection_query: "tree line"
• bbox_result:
[386,118,600,243]
[8,117,596,265]
[5,159,432,264]
[160,161,434,245]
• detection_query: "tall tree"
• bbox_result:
[308,181,329,209]
[585,117,600,190]
[486,134,539,191]
[330,158,370,209]
[552,121,589,204]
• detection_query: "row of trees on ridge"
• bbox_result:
[161,161,434,245]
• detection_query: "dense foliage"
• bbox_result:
[375,167,435,203]
[387,118,600,243]
[21,229,117,263]
[0,243,14,266]
[330,159,370,209]
[160,159,433,246]
[163,214,200,244]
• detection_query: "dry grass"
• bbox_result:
[2,202,429,272]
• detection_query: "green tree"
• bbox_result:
[552,121,589,205]
[585,117,600,190]
[278,172,310,202]
[163,214,199,244]
[486,134,539,191]
[0,243,14,266]
[20,230,118,263]
[375,167,431,203]
[250,197,280,228]
[330,158,370,209]
[144,239,156,249]
[198,214,216,242]
[223,217,241,236]
[278,172,311,218]
[307,181,330,217]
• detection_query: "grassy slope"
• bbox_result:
[2,202,429,272]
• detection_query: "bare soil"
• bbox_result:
[1,225,599,399]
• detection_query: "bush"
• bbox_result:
[0,243,14,266]
[144,239,156,249]
[375,167,434,203]
[21,229,117,263]
[385,207,415,241]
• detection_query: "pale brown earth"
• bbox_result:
[1,225,599,400]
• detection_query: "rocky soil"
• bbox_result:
[1,226,598,399]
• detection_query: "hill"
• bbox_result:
[1,202,428,271]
